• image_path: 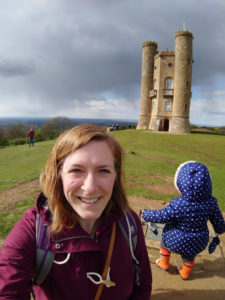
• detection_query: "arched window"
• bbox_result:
[165,78,173,89]
[165,101,171,111]
[154,80,157,90]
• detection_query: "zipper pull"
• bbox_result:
[91,234,98,243]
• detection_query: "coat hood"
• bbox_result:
[35,192,52,224]
[174,161,212,202]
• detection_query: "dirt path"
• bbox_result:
[128,196,225,300]
[0,179,40,211]
[0,181,225,300]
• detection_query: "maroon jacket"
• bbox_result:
[0,193,152,299]
[28,130,35,139]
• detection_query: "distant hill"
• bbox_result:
[0,117,137,128]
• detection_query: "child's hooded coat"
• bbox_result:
[142,161,225,257]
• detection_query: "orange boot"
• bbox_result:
[156,247,171,271]
[177,262,194,280]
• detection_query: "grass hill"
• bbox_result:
[0,129,225,244]
[114,130,225,210]
[1,129,225,208]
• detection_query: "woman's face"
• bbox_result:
[61,140,116,230]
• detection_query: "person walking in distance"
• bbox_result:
[28,128,35,147]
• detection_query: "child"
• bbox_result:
[142,161,225,280]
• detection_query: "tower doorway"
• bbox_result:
[163,119,169,131]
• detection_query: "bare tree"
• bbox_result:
[38,117,75,140]
[7,123,27,144]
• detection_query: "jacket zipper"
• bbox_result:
[52,235,98,244]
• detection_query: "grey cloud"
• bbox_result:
[0,59,35,77]
[0,0,225,124]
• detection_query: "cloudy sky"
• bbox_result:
[0,0,225,126]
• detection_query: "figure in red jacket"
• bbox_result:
[28,128,35,147]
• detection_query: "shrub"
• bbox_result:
[34,129,45,142]
[0,137,9,147]
[13,138,27,145]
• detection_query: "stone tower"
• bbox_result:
[170,31,193,133]
[137,41,158,129]
[137,30,193,134]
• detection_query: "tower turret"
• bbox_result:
[169,30,193,133]
[137,41,157,129]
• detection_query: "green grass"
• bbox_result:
[0,198,35,246]
[1,130,225,207]
[0,140,55,191]
[0,130,225,245]
[112,130,225,210]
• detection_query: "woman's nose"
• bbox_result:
[81,173,98,194]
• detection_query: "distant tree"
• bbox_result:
[119,125,126,130]
[50,117,75,132]
[0,126,8,147]
[7,123,26,139]
[38,117,75,140]
[0,126,5,139]
[7,123,27,145]
[131,124,137,129]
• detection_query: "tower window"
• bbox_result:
[165,101,171,111]
[168,63,172,67]
[186,81,189,88]
[165,78,173,89]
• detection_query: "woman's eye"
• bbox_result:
[72,169,82,173]
[99,169,110,173]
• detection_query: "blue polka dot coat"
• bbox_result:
[142,161,225,257]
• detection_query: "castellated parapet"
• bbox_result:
[137,30,194,134]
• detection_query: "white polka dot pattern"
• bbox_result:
[142,161,225,256]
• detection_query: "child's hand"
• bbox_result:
[208,236,220,254]
[149,223,158,235]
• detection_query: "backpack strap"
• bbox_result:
[117,211,140,286]
[93,222,117,300]
[33,214,55,285]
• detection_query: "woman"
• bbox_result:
[0,124,152,299]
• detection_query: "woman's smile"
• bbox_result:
[77,196,101,204]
